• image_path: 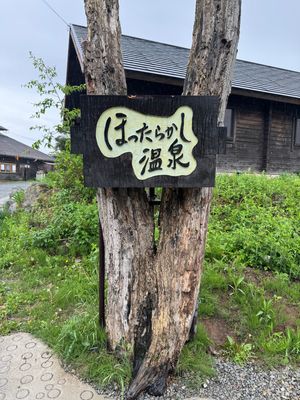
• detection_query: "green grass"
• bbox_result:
[199,173,300,366]
[176,324,215,387]
[0,172,300,390]
[0,201,131,389]
[206,173,300,278]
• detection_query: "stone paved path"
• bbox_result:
[0,332,212,400]
[0,332,110,400]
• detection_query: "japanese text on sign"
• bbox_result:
[96,106,198,180]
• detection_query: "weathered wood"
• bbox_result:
[84,0,241,398]
[217,96,265,172]
[83,0,126,96]
[71,95,224,187]
[267,104,300,172]
[217,98,300,174]
[0,156,48,182]
[98,221,105,327]
[83,0,154,351]
[262,104,272,171]
[96,188,154,350]
[127,1,241,398]
[183,0,241,125]
[127,187,213,398]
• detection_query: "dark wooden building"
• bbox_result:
[0,127,54,181]
[66,24,300,174]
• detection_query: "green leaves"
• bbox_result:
[29,198,98,256]
[225,336,253,365]
[45,150,96,202]
[207,174,300,278]
[262,328,300,364]
[256,298,275,327]
[228,275,245,296]
[24,53,86,150]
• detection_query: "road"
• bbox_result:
[0,181,31,208]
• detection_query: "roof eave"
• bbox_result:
[70,25,84,73]
[127,70,300,105]
[69,29,300,106]
[231,87,300,106]
[0,154,54,162]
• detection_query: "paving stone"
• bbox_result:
[0,332,110,400]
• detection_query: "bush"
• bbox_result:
[30,198,98,256]
[45,150,95,203]
[206,174,300,278]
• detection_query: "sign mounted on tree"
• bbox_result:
[71,95,226,187]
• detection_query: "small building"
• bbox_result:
[0,128,54,181]
[66,24,300,174]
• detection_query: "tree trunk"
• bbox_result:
[127,1,241,397]
[83,0,241,398]
[83,0,155,351]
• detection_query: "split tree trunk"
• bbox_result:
[83,0,241,398]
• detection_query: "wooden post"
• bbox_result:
[99,221,105,327]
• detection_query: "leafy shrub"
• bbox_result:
[262,328,300,364]
[225,336,253,364]
[30,199,98,255]
[11,190,25,208]
[207,174,300,278]
[45,150,95,203]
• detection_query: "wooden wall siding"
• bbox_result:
[0,156,46,181]
[267,104,300,173]
[127,78,182,96]
[217,99,265,172]
[65,39,86,110]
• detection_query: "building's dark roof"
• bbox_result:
[0,133,54,162]
[71,24,300,101]
[0,126,7,131]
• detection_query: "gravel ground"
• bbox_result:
[100,358,300,400]
[194,359,300,400]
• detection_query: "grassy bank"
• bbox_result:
[0,172,299,389]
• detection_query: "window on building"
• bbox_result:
[295,118,300,146]
[0,163,17,173]
[224,108,235,140]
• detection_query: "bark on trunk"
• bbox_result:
[127,188,213,398]
[84,0,154,351]
[127,1,241,397]
[83,0,241,398]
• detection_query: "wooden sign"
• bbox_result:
[71,95,226,187]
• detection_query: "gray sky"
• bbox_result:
[0,0,299,151]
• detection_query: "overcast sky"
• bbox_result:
[0,0,299,152]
